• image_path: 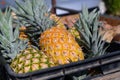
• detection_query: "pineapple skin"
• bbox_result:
[68,27,81,39]
[39,26,84,64]
[19,26,28,40]
[10,48,54,73]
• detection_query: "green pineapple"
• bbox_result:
[0,9,54,73]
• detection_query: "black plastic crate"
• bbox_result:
[63,50,120,76]
[0,1,120,80]
[4,63,65,80]
[2,42,120,80]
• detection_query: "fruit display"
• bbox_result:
[11,0,84,65]
[0,0,84,74]
[0,0,119,79]
[0,9,54,73]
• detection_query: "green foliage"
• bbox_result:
[104,0,120,16]
[11,0,54,47]
[0,9,28,62]
[75,7,107,58]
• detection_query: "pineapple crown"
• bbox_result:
[0,9,28,62]
[11,0,54,36]
[11,0,54,47]
[75,7,107,57]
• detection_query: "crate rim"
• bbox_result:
[4,50,120,78]
[4,62,64,78]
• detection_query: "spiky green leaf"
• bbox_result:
[75,7,108,58]
[0,9,28,62]
[11,0,54,46]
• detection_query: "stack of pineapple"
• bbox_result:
[0,9,54,73]
[0,0,106,74]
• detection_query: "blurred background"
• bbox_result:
[0,0,119,16]
[0,0,106,15]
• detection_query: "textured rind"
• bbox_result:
[39,26,84,64]
[10,48,54,73]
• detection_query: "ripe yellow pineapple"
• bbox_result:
[40,26,84,64]
[0,9,54,74]
[12,0,84,65]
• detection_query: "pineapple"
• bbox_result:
[0,9,54,73]
[11,48,54,73]
[12,0,84,64]
[40,26,84,64]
